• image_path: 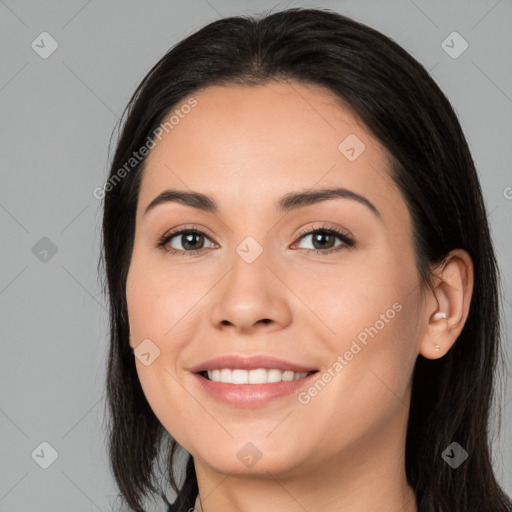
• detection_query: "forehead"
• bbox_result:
[137,81,406,225]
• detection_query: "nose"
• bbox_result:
[209,248,292,335]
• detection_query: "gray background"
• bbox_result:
[1,0,511,510]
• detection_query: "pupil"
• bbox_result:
[313,232,333,249]
[183,233,202,250]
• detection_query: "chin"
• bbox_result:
[193,443,309,477]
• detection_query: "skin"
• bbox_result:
[126,81,474,512]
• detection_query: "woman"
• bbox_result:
[99,7,512,512]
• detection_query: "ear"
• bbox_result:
[419,249,474,360]
[129,331,135,350]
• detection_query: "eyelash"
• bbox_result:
[156,224,355,256]
[294,225,355,254]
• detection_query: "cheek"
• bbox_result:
[303,249,420,398]
[302,250,415,341]
[294,299,418,457]
[126,260,194,437]
[126,247,183,343]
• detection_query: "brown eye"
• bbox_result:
[156,226,354,256]
[157,229,216,254]
[294,227,355,253]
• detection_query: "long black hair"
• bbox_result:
[99,7,512,512]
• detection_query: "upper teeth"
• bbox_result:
[206,368,309,384]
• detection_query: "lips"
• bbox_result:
[188,355,319,407]
[189,355,318,374]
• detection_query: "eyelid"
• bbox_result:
[159,223,216,241]
[291,224,355,252]
[294,223,354,242]
[156,223,355,254]
[156,223,218,250]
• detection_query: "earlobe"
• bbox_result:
[430,312,446,354]
[418,249,474,360]
[421,310,449,359]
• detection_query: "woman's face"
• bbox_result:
[126,82,427,479]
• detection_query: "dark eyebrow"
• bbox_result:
[143,187,381,219]
[144,190,217,215]
[277,188,381,219]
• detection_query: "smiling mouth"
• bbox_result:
[197,368,318,384]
